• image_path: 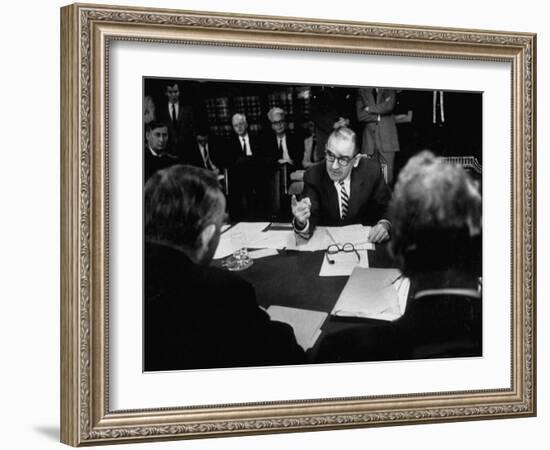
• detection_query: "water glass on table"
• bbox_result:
[226,231,253,271]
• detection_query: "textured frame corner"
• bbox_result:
[60,2,536,446]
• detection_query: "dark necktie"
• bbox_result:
[241,138,248,155]
[339,181,349,219]
[171,103,177,125]
[278,138,283,158]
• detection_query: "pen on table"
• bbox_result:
[325,228,337,245]
[221,223,235,235]
[390,274,403,286]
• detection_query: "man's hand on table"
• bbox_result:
[368,221,390,244]
[291,195,311,230]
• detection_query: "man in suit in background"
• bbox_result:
[184,123,224,174]
[291,126,391,243]
[158,82,195,158]
[264,107,304,167]
[143,121,179,183]
[356,87,400,185]
[225,113,271,220]
[144,165,305,371]
[228,113,263,160]
[263,107,305,217]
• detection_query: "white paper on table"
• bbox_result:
[285,227,331,251]
[247,231,292,250]
[331,268,410,321]
[266,305,328,351]
[249,248,279,259]
[228,222,270,236]
[213,235,234,259]
[286,226,375,252]
[324,224,372,246]
[214,222,270,259]
[355,242,375,251]
[318,248,369,277]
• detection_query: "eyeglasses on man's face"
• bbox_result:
[325,149,357,167]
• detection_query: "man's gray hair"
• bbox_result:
[326,126,358,154]
[267,107,286,122]
[389,150,482,275]
[231,113,248,125]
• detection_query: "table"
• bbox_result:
[235,242,397,360]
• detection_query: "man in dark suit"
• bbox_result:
[158,82,195,158]
[264,107,304,167]
[263,107,305,218]
[225,113,272,220]
[144,165,305,371]
[291,126,392,243]
[143,121,180,183]
[184,124,225,173]
[356,87,400,185]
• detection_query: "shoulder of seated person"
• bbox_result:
[162,152,179,161]
[358,155,382,172]
[205,264,253,289]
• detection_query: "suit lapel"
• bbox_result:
[348,166,366,221]
[321,170,340,224]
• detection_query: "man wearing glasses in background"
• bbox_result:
[291,126,391,243]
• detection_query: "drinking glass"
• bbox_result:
[226,232,253,271]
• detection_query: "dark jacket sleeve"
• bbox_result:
[299,165,323,236]
[357,88,397,122]
[228,275,306,366]
[366,160,392,224]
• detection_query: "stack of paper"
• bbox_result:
[331,268,410,321]
[324,224,372,246]
[214,222,271,259]
[214,222,376,259]
[247,231,292,250]
[266,305,328,351]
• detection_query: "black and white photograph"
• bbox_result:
[143,78,483,372]
[55,2,538,448]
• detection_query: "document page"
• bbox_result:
[324,224,372,246]
[319,249,369,277]
[331,268,410,321]
[266,306,328,351]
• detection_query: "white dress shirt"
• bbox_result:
[240,134,252,156]
[168,101,179,121]
[278,135,292,162]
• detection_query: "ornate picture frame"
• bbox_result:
[60,3,536,446]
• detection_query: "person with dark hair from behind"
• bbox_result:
[144,165,305,371]
[316,151,482,363]
[143,121,180,183]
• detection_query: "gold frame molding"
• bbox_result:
[60,2,536,446]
